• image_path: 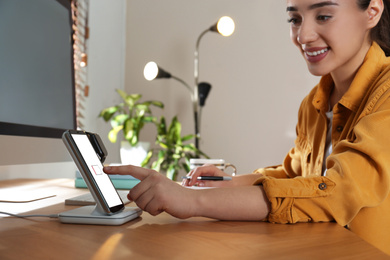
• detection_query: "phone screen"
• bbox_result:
[71,133,123,211]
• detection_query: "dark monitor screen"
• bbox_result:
[0,0,76,138]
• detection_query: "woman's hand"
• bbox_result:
[181,164,234,188]
[182,164,264,188]
[104,165,197,219]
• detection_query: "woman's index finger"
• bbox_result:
[103,165,150,181]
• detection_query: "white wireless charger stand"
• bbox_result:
[59,201,142,226]
[60,131,142,225]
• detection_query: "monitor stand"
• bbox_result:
[58,205,142,225]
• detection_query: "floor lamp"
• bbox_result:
[144,16,235,149]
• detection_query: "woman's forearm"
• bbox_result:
[193,185,270,221]
[231,173,264,187]
[104,165,270,221]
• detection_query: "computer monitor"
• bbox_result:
[0,0,76,168]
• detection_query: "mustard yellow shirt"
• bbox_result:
[254,42,390,255]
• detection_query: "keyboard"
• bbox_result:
[65,190,131,206]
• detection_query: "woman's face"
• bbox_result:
[287,0,372,77]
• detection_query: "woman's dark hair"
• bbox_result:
[357,0,390,55]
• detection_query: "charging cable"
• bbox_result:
[0,211,58,219]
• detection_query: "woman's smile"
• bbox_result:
[304,47,329,62]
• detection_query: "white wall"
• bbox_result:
[124,1,319,175]
[83,0,127,164]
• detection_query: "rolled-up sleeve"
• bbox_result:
[254,175,336,223]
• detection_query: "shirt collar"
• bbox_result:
[313,42,386,112]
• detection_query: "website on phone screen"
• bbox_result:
[71,134,122,208]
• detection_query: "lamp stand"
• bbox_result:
[193,28,210,150]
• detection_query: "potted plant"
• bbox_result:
[141,116,208,180]
[98,89,164,165]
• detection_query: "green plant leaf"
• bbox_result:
[116,89,129,102]
[159,142,169,149]
[157,116,167,135]
[99,106,119,121]
[182,143,196,150]
[166,164,177,180]
[141,150,153,167]
[166,116,181,144]
[126,94,141,108]
[135,103,149,116]
[130,134,138,146]
[151,150,165,172]
[182,161,191,173]
[125,129,134,140]
[124,119,134,137]
[108,125,123,143]
[143,116,156,123]
[111,114,128,128]
[172,153,181,159]
[150,100,164,108]
[181,134,194,142]
[129,94,142,102]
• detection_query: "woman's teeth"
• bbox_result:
[306,48,328,57]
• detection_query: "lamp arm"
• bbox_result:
[193,28,210,149]
[170,75,193,95]
[194,28,210,85]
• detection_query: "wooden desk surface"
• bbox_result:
[0,179,388,260]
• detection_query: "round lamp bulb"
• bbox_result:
[144,61,159,81]
[217,16,235,37]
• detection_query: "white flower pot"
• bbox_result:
[120,141,150,166]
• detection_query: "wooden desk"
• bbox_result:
[0,179,388,259]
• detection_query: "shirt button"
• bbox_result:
[319,183,327,190]
[336,126,343,132]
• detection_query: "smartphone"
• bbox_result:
[62,130,124,215]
